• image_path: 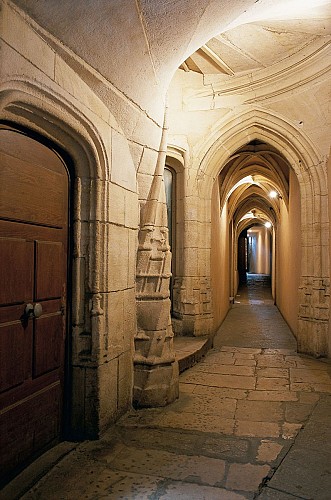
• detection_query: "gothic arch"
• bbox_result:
[0,79,120,436]
[195,108,329,356]
[196,108,322,191]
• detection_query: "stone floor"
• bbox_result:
[2,274,331,499]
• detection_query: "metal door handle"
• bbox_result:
[34,303,43,318]
[24,303,43,319]
[24,303,34,317]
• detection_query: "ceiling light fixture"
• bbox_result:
[269,190,282,199]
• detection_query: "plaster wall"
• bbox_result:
[276,170,301,337]
[211,181,230,330]
[248,226,271,275]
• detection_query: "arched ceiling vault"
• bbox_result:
[220,140,290,233]
[234,195,277,235]
[9,0,331,117]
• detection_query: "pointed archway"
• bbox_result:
[192,108,328,356]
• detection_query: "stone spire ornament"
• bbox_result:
[134,101,179,407]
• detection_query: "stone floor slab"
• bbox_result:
[200,436,250,461]
[226,463,270,492]
[284,402,314,423]
[192,385,248,399]
[247,390,298,402]
[180,371,256,390]
[109,447,226,486]
[256,378,289,391]
[158,481,248,500]
[235,421,280,438]
[256,440,283,463]
[156,411,235,434]
[194,363,255,376]
[267,448,331,500]
[256,368,289,378]
[165,393,237,418]
[236,400,284,422]
[290,368,331,384]
[257,486,307,499]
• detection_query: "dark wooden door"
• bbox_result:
[0,128,68,483]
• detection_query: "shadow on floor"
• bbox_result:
[2,274,331,500]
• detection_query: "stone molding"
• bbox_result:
[185,38,331,110]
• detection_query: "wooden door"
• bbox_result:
[0,128,68,483]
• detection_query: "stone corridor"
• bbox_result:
[3,276,331,500]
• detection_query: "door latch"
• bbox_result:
[23,302,43,319]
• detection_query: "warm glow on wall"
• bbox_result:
[264,0,330,20]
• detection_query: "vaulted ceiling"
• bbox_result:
[181,10,331,75]
[10,0,331,108]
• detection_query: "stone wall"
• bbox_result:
[0,0,170,436]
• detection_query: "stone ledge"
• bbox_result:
[174,335,212,373]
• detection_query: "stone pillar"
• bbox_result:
[172,190,213,337]
[134,105,179,407]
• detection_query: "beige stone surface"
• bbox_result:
[257,356,297,368]
[290,368,331,385]
[158,482,247,500]
[193,386,248,399]
[281,422,303,439]
[256,377,289,391]
[257,367,289,378]
[180,371,256,389]
[256,440,283,463]
[194,363,255,376]
[247,390,298,402]
[157,411,236,434]
[236,400,284,422]
[167,393,237,418]
[226,463,270,492]
[110,447,226,485]
[235,420,280,438]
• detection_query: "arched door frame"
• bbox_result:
[0,81,112,437]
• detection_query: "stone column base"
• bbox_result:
[133,361,179,408]
[172,314,213,337]
[297,318,328,357]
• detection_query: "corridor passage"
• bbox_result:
[4,276,331,500]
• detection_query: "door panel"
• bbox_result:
[0,152,66,227]
[0,322,32,392]
[0,127,69,484]
[33,315,63,377]
[0,238,34,304]
[0,382,61,476]
[35,241,64,300]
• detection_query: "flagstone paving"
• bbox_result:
[3,275,331,499]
